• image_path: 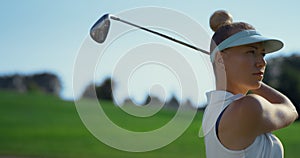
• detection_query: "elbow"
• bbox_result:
[291,104,298,121]
[287,101,298,121]
[295,110,299,120]
[276,108,298,129]
[288,109,298,126]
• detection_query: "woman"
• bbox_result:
[202,10,298,158]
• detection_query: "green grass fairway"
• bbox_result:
[0,90,299,158]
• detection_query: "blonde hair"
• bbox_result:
[209,10,255,53]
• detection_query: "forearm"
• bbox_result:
[251,82,298,123]
[251,82,290,104]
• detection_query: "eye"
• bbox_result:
[246,50,255,54]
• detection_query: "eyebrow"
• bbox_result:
[247,45,265,52]
[247,46,258,49]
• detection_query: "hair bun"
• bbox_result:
[209,10,233,32]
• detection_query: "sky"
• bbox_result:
[1,0,300,105]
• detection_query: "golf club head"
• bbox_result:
[90,14,111,43]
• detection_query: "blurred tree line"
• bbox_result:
[82,79,114,100]
[82,54,300,115]
[82,78,198,109]
[0,72,61,95]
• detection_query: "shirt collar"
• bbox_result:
[206,90,243,105]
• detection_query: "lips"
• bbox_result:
[252,72,264,80]
[253,72,264,76]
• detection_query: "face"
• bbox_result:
[220,43,267,94]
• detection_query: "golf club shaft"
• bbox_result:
[110,16,210,55]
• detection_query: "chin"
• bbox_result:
[249,81,263,90]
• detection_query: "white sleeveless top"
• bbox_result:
[202,90,284,158]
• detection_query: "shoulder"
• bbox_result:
[217,94,266,149]
[232,94,265,116]
[226,94,268,136]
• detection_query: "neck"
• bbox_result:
[216,78,248,95]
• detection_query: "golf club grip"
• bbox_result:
[111,16,210,55]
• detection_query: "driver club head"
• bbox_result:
[90,14,111,43]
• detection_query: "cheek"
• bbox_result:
[224,57,252,77]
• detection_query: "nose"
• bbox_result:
[256,55,267,68]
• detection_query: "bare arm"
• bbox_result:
[251,82,295,107]
[244,83,298,134]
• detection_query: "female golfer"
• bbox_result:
[202,10,298,158]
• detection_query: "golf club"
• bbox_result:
[90,14,210,55]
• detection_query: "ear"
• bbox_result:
[215,52,225,68]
